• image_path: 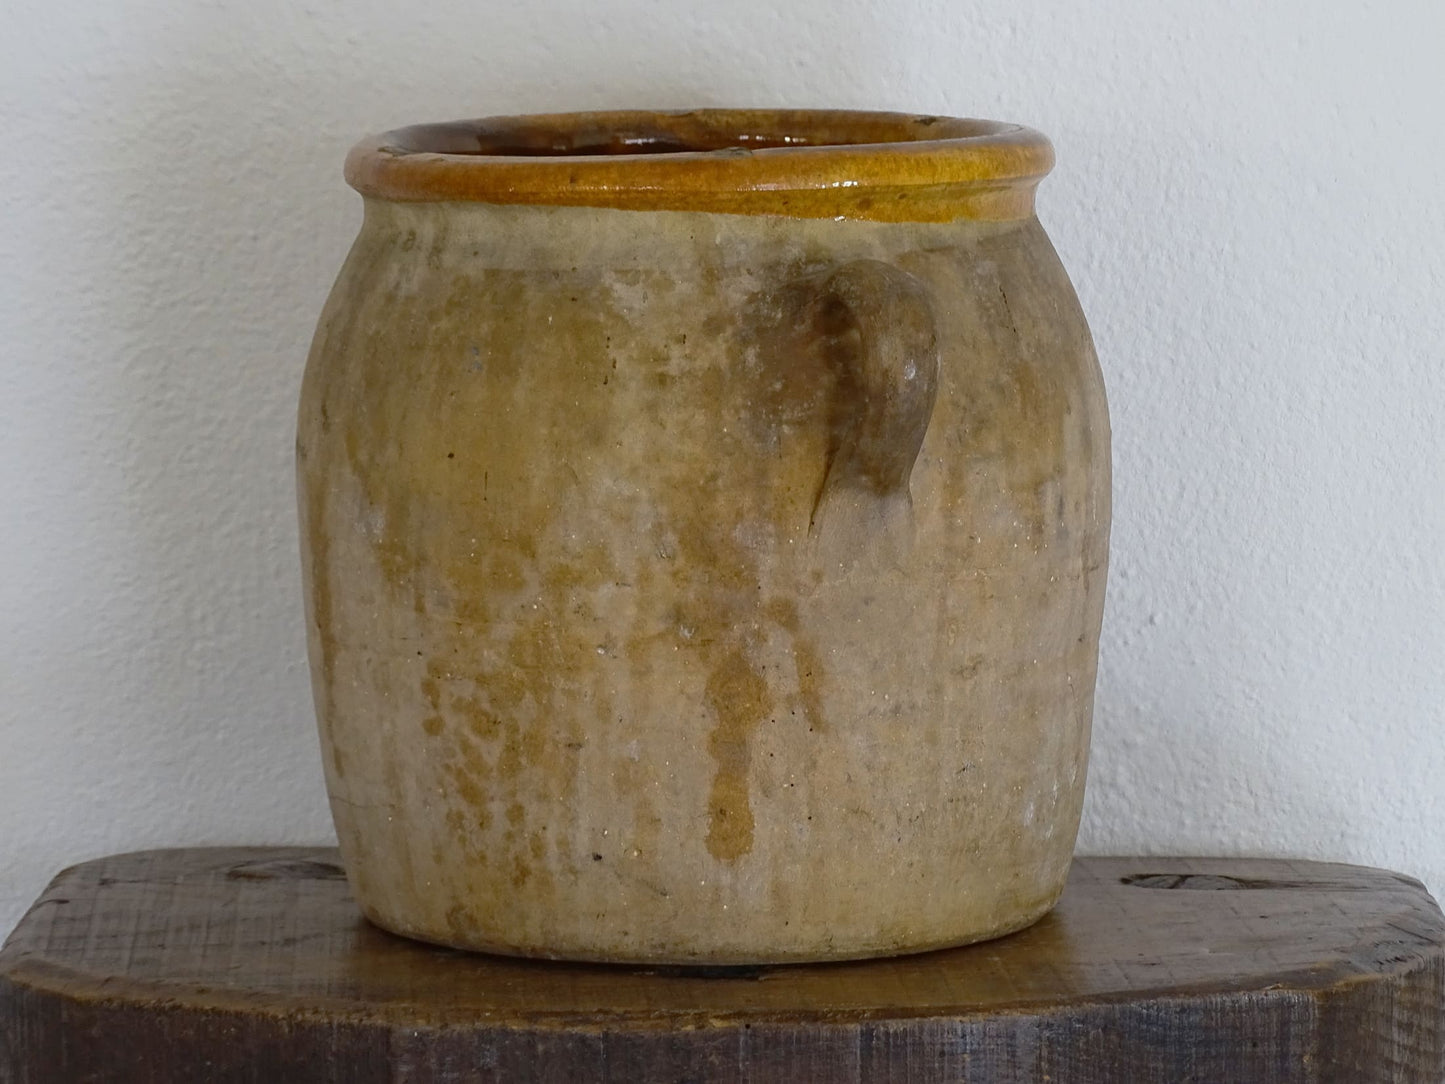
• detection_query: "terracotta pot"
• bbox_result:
[298,110,1110,964]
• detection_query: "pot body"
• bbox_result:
[298,197,1109,963]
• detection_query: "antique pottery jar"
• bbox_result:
[297,110,1110,963]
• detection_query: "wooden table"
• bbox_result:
[1,849,1441,1082]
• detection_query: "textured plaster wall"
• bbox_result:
[3,0,1443,938]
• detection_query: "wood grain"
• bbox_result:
[2,850,1441,1082]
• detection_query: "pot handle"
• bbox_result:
[805,259,939,548]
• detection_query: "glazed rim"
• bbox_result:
[345,109,1054,222]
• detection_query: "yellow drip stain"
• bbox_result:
[511,854,532,889]
[792,638,827,734]
[703,650,773,862]
[420,673,441,710]
[764,597,828,734]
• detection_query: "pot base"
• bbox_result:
[347,869,1068,965]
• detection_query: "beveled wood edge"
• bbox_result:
[4,954,1440,1038]
[343,109,1054,222]
[2,849,1439,1035]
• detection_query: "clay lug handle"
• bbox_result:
[806,259,940,562]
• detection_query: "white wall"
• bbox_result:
[4,0,1443,937]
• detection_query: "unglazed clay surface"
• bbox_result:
[298,195,1109,963]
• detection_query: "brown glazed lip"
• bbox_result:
[344,109,1055,222]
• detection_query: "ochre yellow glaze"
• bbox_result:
[345,109,1053,222]
[299,115,1108,963]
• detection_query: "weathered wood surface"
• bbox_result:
[1,849,1441,1082]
